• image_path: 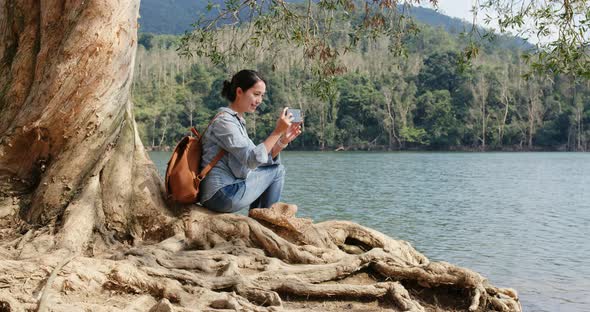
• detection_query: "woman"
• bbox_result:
[199,69,301,213]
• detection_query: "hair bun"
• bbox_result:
[221,80,232,100]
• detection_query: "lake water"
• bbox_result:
[150,151,590,312]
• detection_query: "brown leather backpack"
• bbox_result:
[165,112,225,204]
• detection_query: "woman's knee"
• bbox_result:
[275,164,286,178]
[258,163,285,180]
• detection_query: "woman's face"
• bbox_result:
[233,80,266,115]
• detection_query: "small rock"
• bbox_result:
[149,298,173,312]
[210,299,230,309]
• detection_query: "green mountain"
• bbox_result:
[138,0,211,34]
[138,0,522,47]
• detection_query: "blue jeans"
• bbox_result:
[203,164,285,213]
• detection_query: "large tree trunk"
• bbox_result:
[0,1,522,311]
[0,0,171,252]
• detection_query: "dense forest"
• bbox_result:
[132,7,589,152]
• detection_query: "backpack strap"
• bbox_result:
[196,149,225,182]
[196,111,226,140]
[195,111,228,182]
[190,127,200,139]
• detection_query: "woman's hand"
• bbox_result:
[269,110,301,157]
[282,123,302,144]
[274,107,292,134]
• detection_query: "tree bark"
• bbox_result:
[0,0,172,251]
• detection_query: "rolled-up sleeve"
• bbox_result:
[266,152,281,165]
[210,116,269,169]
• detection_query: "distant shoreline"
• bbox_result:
[146,144,575,152]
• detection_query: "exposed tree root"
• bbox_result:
[36,252,75,312]
[0,203,521,311]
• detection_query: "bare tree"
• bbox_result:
[470,72,490,150]
[184,95,197,129]
[496,66,513,147]
[382,88,402,149]
[525,81,543,149]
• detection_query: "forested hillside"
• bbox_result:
[133,6,589,151]
[138,0,210,34]
[138,0,522,47]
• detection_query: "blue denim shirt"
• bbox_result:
[199,107,281,202]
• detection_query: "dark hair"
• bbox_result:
[221,69,266,102]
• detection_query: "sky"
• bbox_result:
[420,0,493,28]
[419,1,540,44]
[422,0,478,23]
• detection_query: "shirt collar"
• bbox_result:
[219,107,246,125]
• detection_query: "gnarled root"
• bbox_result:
[179,204,520,311]
[0,203,521,311]
[0,290,24,312]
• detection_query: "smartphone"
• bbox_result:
[287,108,302,123]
